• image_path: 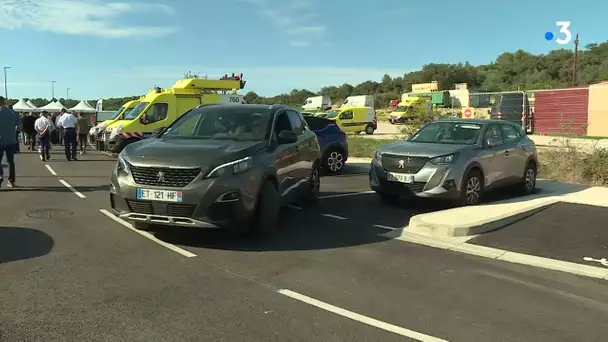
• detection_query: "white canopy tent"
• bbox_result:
[39,101,67,113]
[68,100,96,113]
[12,99,35,112]
[26,100,37,109]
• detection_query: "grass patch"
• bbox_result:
[540,145,608,186]
[348,136,399,158]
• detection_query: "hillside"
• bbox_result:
[13,42,608,111]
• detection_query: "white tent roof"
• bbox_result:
[39,101,67,113]
[68,100,96,113]
[26,100,37,108]
[12,99,35,112]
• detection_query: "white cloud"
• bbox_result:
[238,0,324,47]
[112,65,409,96]
[0,0,177,38]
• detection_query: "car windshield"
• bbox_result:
[124,102,149,120]
[108,107,125,120]
[161,106,272,141]
[394,105,410,112]
[325,111,339,119]
[409,121,482,145]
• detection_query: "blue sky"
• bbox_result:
[0,0,605,101]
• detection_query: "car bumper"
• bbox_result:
[109,167,262,231]
[369,158,463,200]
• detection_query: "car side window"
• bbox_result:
[143,103,168,124]
[274,112,292,139]
[484,124,504,146]
[340,111,353,120]
[286,110,305,135]
[500,124,521,143]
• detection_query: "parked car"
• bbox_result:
[369,119,538,205]
[110,104,322,234]
[303,116,348,174]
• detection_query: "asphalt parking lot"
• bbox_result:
[2,149,608,341]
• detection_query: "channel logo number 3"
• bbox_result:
[554,21,572,45]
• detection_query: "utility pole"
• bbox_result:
[66,88,70,99]
[3,66,10,99]
[573,33,579,86]
[51,81,56,100]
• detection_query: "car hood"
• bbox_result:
[123,138,266,168]
[380,141,470,157]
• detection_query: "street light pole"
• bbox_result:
[3,66,10,99]
[51,81,56,100]
[67,88,70,100]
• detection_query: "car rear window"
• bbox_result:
[304,116,334,131]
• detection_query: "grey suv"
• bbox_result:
[370,119,538,205]
[110,104,322,234]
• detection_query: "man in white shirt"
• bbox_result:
[35,111,54,161]
[57,110,78,161]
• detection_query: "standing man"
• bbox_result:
[57,110,78,161]
[55,109,66,145]
[22,112,37,150]
[35,111,53,161]
[76,112,90,155]
[0,97,20,188]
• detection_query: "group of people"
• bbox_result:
[0,96,92,188]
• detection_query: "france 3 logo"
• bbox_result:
[544,21,572,45]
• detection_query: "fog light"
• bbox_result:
[215,191,240,203]
[442,180,456,189]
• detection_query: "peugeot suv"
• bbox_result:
[369,119,538,205]
[110,104,322,234]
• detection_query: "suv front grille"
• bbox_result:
[126,200,196,218]
[381,154,429,173]
[130,165,201,188]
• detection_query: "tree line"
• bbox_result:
[11,41,608,111]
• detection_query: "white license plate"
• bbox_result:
[387,172,415,183]
[137,188,182,202]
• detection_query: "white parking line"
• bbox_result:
[99,209,197,258]
[319,191,374,199]
[45,164,57,176]
[373,224,399,231]
[58,179,86,199]
[322,213,347,220]
[277,289,448,341]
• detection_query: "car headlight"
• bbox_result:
[430,153,458,164]
[374,149,382,160]
[116,154,130,173]
[206,157,253,178]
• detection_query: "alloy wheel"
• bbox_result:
[327,151,344,172]
[465,176,481,204]
[525,168,536,193]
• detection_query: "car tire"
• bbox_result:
[461,169,484,205]
[303,164,321,205]
[376,191,399,203]
[365,125,375,135]
[521,162,537,195]
[253,180,281,235]
[323,147,345,174]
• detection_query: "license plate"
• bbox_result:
[387,172,415,183]
[137,188,182,202]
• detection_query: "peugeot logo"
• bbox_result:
[157,171,166,183]
[398,160,405,168]
[398,157,412,168]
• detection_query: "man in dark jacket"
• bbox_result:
[0,97,20,187]
[22,112,37,150]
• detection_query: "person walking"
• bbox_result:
[76,112,90,155]
[0,97,20,188]
[57,110,78,161]
[55,109,66,145]
[35,111,53,161]
[22,112,37,151]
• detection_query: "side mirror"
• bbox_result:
[277,130,298,144]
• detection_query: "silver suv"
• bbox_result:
[369,119,538,205]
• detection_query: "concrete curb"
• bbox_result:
[393,231,608,280]
[407,197,560,237]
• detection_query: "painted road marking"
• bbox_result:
[277,289,448,341]
[322,213,347,220]
[45,164,58,176]
[99,209,197,258]
[318,191,374,199]
[583,257,608,267]
[58,179,86,199]
[373,224,399,231]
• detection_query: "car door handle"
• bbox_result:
[504,150,510,155]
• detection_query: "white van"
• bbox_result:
[342,95,374,108]
[302,95,331,111]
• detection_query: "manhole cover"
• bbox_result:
[27,209,75,219]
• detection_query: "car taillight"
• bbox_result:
[497,112,502,120]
